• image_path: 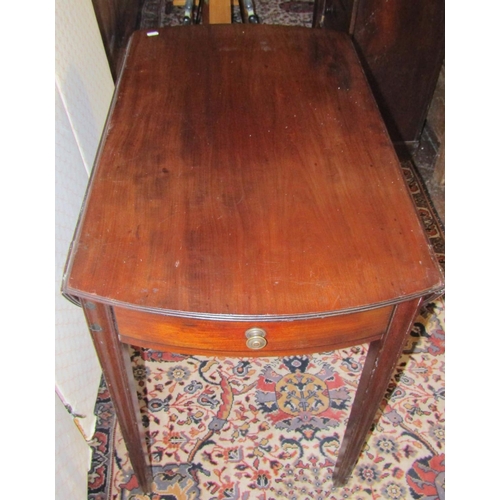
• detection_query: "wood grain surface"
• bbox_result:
[63,25,443,320]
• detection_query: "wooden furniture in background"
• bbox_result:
[427,64,445,186]
[208,0,232,23]
[321,0,356,31]
[324,0,445,146]
[175,0,233,25]
[351,0,445,145]
[91,0,142,80]
[62,25,444,492]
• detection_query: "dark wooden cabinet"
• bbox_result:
[323,0,356,32]
[91,0,143,80]
[325,0,445,146]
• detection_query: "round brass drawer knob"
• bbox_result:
[245,327,267,350]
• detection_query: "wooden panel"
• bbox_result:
[114,305,392,356]
[208,0,232,23]
[323,0,356,32]
[427,64,445,186]
[63,25,443,319]
[351,0,445,144]
[91,0,142,80]
[91,0,117,71]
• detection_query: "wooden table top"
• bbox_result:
[63,25,443,321]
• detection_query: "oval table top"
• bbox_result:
[63,25,443,321]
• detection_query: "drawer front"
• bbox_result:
[114,306,393,356]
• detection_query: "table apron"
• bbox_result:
[113,305,393,356]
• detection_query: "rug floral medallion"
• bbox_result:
[88,299,444,500]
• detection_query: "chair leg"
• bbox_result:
[239,0,259,23]
[312,0,326,28]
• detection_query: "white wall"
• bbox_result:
[55,392,95,497]
[55,0,115,496]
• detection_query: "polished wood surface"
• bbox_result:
[64,25,443,321]
[62,25,444,492]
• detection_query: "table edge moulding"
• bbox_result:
[62,25,444,492]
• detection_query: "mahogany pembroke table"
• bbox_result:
[62,25,444,492]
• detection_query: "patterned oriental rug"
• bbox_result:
[87,3,445,499]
